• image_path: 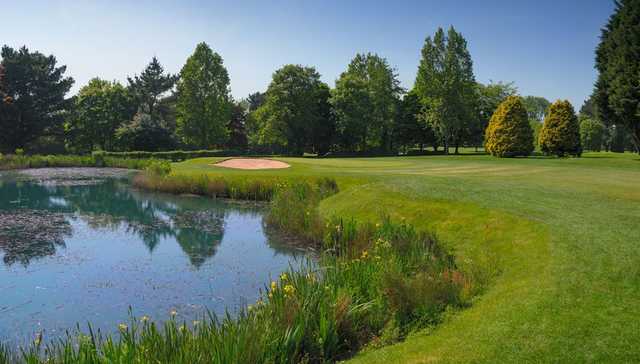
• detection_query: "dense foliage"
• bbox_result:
[475,82,518,150]
[539,100,582,157]
[0,46,74,153]
[394,90,437,152]
[1,35,561,157]
[331,53,402,153]
[176,43,231,148]
[484,96,534,157]
[66,79,134,152]
[579,117,605,152]
[415,27,478,154]
[594,0,640,153]
[253,65,333,155]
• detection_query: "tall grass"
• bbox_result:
[0,179,476,363]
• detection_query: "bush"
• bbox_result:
[484,96,534,157]
[539,100,582,157]
[14,148,24,156]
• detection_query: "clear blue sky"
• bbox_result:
[4,0,614,108]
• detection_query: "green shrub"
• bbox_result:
[14,148,24,156]
[484,96,534,157]
[539,100,582,157]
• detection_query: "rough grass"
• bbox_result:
[169,152,640,363]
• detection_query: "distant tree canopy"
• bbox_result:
[331,53,401,153]
[254,65,332,155]
[595,0,640,153]
[484,95,534,157]
[539,100,581,157]
[415,27,478,154]
[176,42,231,149]
[0,46,74,152]
[522,96,551,122]
[0,33,590,157]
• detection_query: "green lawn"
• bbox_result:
[172,152,640,363]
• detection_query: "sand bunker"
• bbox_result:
[213,158,291,170]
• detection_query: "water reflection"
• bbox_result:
[0,172,307,347]
[0,178,294,268]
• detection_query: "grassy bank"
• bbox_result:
[0,179,473,363]
[170,153,640,363]
[2,152,639,362]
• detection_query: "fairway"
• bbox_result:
[172,152,640,363]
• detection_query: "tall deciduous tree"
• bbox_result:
[331,53,402,153]
[66,78,134,152]
[0,46,74,152]
[127,56,177,119]
[254,65,332,155]
[594,0,640,153]
[176,42,232,148]
[415,27,478,154]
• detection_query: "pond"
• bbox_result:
[0,168,306,347]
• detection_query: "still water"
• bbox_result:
[0,169,304,346]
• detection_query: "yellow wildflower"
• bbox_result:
[283,284,296,297]
[280,273,288,281]
[140,315,150,322]
[271,281,277,291]
[361,250,369,259]
[170,309,177,317]
[179,324,187,332]
[118,323,128,331]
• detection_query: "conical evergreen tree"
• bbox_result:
[594,0,640,153]
[539,100,582,157]
[484,95,533,157]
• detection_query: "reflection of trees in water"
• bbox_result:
[0,177,303,269]
[0,179,228,268]
[0,209,71,266]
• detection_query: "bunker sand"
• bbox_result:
[213,158,291,170]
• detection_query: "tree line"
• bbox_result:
[1,17,638,156]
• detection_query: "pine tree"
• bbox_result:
[0,46,74,152]
[594,0,640,153]
[127,57,178,119]
[484,95,534,157]
[539,100,582,157]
